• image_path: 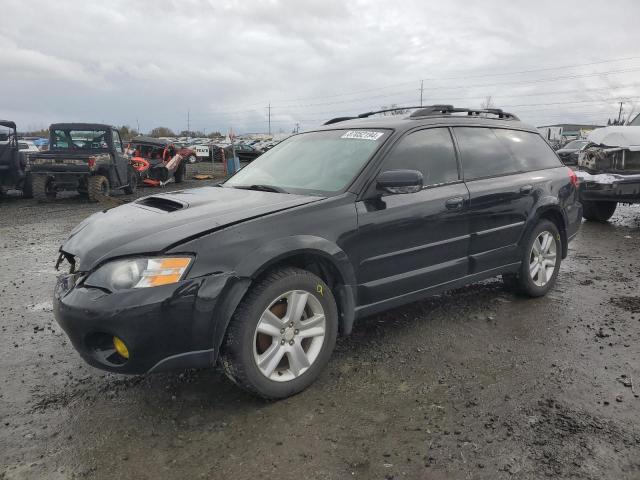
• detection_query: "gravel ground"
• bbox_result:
[1,166,639,479]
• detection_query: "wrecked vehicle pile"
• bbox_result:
[574,126,640,221]
[127,136,189,187]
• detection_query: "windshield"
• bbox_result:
[51,129,109,150]
[564,140,587,150]
[224,129,388,195]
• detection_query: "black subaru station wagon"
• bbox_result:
[54,105,582,399]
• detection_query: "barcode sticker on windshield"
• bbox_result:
[341,130,384,141]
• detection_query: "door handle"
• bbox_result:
[445,196,464,210]
[520,184,533,195]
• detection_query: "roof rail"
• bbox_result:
[409,105,519,120]
[324,116,358,125]
[324,104,519,126]
[324,106,424,125]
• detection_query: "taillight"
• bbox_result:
[568,168,578,187]
[88,157,96,168]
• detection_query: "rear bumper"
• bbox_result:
[576,171,640,203]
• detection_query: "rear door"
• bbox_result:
[453,126,561,273]
[355,127,470,306]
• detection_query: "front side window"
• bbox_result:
[224,129,389,195]
[381,128,459,186]
[454,127,516,180]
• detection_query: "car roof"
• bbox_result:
[50,123,114,130]
[0,120,17,129]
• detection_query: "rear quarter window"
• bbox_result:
[493,129,562,171]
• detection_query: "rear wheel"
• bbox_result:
[220,267,338,399]
[503,219,561,297]
[87,175,109,202]
[32,175,56,202]
[582,200,617,222]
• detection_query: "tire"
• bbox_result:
[123,165,138,195]
[174,162,185,183]
[220,267,338,400]
[582,200,617,222]
[87,175,109,202]
[32,175,56,202]
[503,219,562,297]
[188,154,197,164]
[22,174,33,199]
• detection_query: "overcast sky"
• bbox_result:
[1,0,639,134]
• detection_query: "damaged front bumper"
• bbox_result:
[575,171,640,203]
[53,270,237,374]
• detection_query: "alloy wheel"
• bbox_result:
[253,290,326,382]
[529,231,557,287]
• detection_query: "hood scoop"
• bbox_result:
[136,196,185,212]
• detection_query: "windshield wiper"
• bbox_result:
[233,184,289,194]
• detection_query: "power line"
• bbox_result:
[266,55,640,104]
[189,59,640,117]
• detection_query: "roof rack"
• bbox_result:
[409,105,519,120]
[324,104,519,125]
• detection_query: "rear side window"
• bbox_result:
[493,129,562,171]
[454,127,515,180]
[382,128,459,186]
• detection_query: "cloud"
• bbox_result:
[0,0,639,132]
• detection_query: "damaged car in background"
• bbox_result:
[574,126,640,222]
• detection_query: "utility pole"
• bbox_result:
[136,118,140,134]
[268,102,271,135]
[617,102,624,124]
[187,109,190,136]
[419,80,424,107]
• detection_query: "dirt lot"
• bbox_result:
[1,166,639,479]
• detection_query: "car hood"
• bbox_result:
[61,186,323,271]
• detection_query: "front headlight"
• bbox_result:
[84,256,193,291]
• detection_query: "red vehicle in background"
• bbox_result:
[126,136,191,186]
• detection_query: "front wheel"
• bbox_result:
[582,200,617,222]
[220,267,338,399]
[123,165,138,195]
[503,220,561,297]
[22,174,33,199]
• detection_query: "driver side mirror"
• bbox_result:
[376,169,423,195]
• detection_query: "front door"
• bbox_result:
[354,127,470,308]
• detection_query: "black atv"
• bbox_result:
[0,120,33,197]
[28,123,137,202]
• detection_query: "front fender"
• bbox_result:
[235,235,358,334]
[235,235,357,286]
